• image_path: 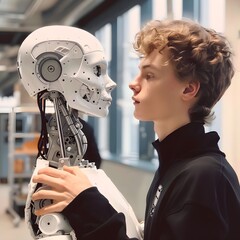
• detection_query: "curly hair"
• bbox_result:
[133,19,235,123]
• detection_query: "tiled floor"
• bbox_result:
[0,184,32,240]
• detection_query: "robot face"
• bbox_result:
[17,25,116,117]
[60,48,116,117]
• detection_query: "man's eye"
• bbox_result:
[146,73,154,80]
[93,65,101,77]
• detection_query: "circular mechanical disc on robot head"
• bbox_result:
[38,57,62,82]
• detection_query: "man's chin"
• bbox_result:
[133,112,150,121]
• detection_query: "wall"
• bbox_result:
[221,0,240,178]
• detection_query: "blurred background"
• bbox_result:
[0,0,239,239]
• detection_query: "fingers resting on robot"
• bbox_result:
[32,166,93,215]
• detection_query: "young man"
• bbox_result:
[32,19,240,240]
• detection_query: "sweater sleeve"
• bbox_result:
[62,187,138,240]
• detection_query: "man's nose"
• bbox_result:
[129,77,140,93]
[129,73,140,89]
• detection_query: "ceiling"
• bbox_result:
[0,0,106,95]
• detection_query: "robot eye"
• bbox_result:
[93,65,101,77]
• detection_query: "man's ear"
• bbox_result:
[182,81,200,101]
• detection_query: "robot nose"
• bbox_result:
[106,77,117,92]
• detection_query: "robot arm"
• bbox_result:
[17,25,142,240]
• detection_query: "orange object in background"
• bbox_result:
[15,136,39,155]
[14,159,24,173]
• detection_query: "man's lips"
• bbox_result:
[132,97,140,104]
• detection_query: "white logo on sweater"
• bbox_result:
[150,184,163,217]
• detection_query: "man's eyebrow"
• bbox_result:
[138,64,159,71]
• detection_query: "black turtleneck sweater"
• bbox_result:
[62,122,240,240]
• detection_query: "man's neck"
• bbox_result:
[154,117,191,141]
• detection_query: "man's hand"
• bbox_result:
[32,166,93,216]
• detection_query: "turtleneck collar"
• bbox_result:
[152,122,225,169]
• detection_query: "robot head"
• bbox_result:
[17,25,116,117]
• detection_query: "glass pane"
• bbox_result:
[95,23,112,62]
[117,5,140,158]
[152,0,167,19]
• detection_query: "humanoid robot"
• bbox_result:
[17,26,143,240]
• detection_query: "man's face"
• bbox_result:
[129,49,187,122]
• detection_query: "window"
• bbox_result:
[152,0,167,19]
[116,5,141,158]
[94,6,145,162]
